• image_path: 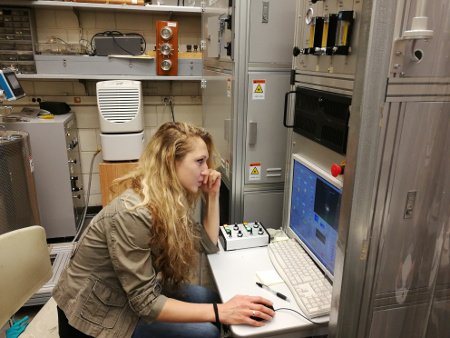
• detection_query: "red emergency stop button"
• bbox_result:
[331,163,343,177]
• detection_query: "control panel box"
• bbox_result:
[219,221,270,251]
[156,20,178,76]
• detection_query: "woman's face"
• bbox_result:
[175,137,209,193]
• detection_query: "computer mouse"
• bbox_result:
[250,304,275,321]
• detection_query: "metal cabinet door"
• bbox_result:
[245,72,290,185]
[202,69,233,183]
[248,0,297,64]
[374,102,449,297]
[243,190,284,229]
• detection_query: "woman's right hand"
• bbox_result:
[218,294,275,326]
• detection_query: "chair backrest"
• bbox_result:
[0,226,53,327]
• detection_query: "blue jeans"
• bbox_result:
[132,284,221,338]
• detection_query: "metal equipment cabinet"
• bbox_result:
[3,113,84,239]
[202,0,297,227]
[286,0,450,337]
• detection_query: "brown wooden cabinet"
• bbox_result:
[99,162,138,207]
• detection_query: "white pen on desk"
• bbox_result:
[256,282,289,302]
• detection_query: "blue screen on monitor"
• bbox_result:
[289,157,342,276]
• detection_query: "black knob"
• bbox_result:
[224,15,232,29]
[311,0,321,3]
[237,230,243,237]
[293,46,301,56]
[224,42,232,56]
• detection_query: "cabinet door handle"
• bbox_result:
[284,90,296,128]
[248,121,257,145]
[224,119,231,142]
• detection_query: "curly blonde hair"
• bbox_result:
[113,122,219,287]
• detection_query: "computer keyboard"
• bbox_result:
[268,239,332,318]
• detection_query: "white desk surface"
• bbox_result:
[207,242,329,338]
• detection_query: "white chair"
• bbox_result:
[0,226,55,334]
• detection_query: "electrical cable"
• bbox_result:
[52,37,68,44]
[169,99,175,122]
[274,308,328,326]
[79,38,93,54]
[73,147,102,242]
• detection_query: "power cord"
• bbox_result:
[73,147,102,242]
[163,97,176,122]
[274,307,328,326]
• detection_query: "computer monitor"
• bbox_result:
[0,69,25,101]
[285,153,343,281]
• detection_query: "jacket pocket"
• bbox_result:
[81,280,127,329]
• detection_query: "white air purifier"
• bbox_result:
[97,80,145,161]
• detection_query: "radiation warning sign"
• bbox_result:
[249,162,261,181]
[252,80,265,100]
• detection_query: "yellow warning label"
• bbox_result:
[249,163,261,181]
[254,84,263,93]
[252,80,265,100]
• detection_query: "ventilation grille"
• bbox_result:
[298,115,316,136]
[293,87,351,155]
[321,125,345,148]
[98,88,141,124]
[0,131,40,235]
[323,101,349,121]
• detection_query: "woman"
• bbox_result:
[53,122,274,338]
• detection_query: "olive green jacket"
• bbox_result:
[52,189,219,337]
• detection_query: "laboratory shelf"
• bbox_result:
[2,1,203,80]
[17,73,201,80]
[0,1,202,15]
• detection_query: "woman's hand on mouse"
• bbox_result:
[218,295,275,326]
